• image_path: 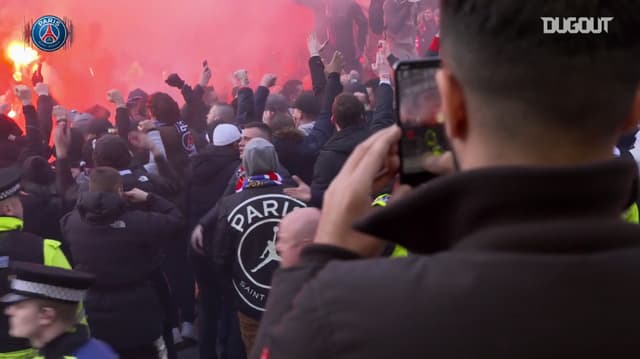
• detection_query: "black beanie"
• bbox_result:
[93,135,132,170]
[21,156,54,186]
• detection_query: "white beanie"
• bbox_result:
[213,124,242,146]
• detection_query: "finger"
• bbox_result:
[350,126,402,180]
[341,125,399,174]
[319,39,329,51]
[390,184,412,204]
[194,239,205,255]
[291,175,306,186]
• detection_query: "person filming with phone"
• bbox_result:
[252,1,640,358]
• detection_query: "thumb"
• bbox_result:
[292,175,306,186]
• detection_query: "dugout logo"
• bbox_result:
[541,17,613,34]
[25,15,73,52]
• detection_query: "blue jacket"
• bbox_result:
[34,327,118,359]
[70,339,118,359]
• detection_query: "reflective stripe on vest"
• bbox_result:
[0,348,36,359]
[624,204,639,224]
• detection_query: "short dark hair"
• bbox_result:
[148,92,181,124]
[211,104,235,124]
[242,122,273,142]
[89,167,122,193]
[281,80,303,101]
[35,299,78,326]
[440,0,640,142]
[332,94,365,129]
[269,113,296,134]
[265,94,290,113]
[92,135,132,170]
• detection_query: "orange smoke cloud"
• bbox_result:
[1,0,314,114]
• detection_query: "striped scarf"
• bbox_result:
[236,172,282,192]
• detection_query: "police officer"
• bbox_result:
[2,262,117,358]
[0,166,77,359]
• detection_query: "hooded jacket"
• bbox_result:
[60,192,184,350]
[209,185,306,321]
[252,158,640,359]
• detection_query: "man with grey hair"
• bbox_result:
[198,138,306,355]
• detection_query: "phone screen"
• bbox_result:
[395,59,448,185]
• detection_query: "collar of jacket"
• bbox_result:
[0,216,23,232]
[354,158,639,255]
[324,124,368,151]
[38,324,89,359]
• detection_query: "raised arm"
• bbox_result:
[35,83,53,145]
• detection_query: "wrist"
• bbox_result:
[116,102,127,109]
[21,100,32,107]
[379,75,392,85]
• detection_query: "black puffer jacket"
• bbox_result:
[186,145,241,229]
[309,125,370,207]
[20,184,71,257]
[60,192,184,350]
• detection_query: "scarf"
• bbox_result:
[236,172,282,192]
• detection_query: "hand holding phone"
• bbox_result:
[394,59,449,186]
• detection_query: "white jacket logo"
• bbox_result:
[227,194,306,312]
[541,17,613,34]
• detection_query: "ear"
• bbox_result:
[436,67,468,142]
[621,87,640,133]
[38,306,56,326]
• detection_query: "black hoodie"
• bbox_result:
[60,191,184,350]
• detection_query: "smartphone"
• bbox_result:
[394,59,448,186]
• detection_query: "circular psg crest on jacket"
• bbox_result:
[229,195,306,312]
[31,16,69,52]
[182,132,195,153]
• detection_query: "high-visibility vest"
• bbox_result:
[371,194,409,258]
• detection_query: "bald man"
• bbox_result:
[276,208,321,267]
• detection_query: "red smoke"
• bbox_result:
[0,0,314,117]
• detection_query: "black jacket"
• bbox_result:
[20,184,71,255]
[273,130,318,184]
[253,158,640,359]
[203,185,306,321]
[186,145,241,229]
[60,192,184,350]
[307,79,394,208]
[309,124,370,207]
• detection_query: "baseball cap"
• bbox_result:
[213,124,242,146]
